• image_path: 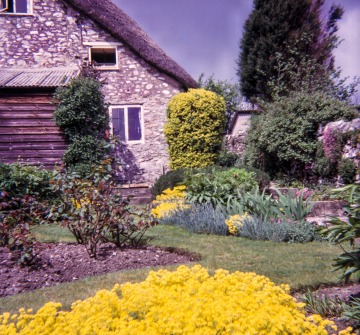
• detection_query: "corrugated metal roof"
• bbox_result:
[0,67,80,88]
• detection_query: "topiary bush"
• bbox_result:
[164,88,226,169]
[0,265,351,335]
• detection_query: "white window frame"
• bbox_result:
[109,105,144,144]
[0,0,33,15]
[83,42,121,70]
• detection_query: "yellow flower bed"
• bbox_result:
[0,265,354,335]
[225,212,250,235]
[151,185,189,219]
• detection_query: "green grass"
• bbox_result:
[0,224,342,314]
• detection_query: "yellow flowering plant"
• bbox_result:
[225,212,250,235]
[0,265,354,335]
[151,185,190,219]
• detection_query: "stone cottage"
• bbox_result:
[0,0,197,185]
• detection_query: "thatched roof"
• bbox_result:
[63,0,197,88]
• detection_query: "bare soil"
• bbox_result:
[0,242,197,297]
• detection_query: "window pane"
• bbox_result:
[112,108,126,141]
[128,107,142,141]
[15,0,27,12]
[91,48,116,66]
[1,0,14,12]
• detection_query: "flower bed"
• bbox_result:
[0,265,354,334]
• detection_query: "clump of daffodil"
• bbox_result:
[225,212,250,235]
[0,265,354,335]
[151,185,189,219]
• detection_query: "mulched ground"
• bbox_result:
[0,242,197,297]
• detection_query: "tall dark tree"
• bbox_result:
[238,0,343,102]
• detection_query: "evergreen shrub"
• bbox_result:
[53,77,109,174]
[151,169,186,197]
[338,158,357,184]
[164,88,226,169]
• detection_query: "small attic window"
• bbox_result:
[90,47,118,69]
[0,0,31,14]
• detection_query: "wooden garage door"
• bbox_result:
[0,90,68,168]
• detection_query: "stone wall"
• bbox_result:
[320,118,360,183]
[0,0,184,184]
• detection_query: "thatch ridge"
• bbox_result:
[63,0,197,88]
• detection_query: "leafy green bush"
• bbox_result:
[215,149,239,167]
[53,77,108,141]
[160,204,228,235]
[243,92,355,178]
[185,167,257,207]
[234,163,271,189]
[62,136,109,174]
[53,77,109,172]
[164,88,226,169]
[49,161,156,258]
[151,169,186,197]
[0,162,54,200]
[338,158,357,184]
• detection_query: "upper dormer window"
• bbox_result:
[0,0,31,14]
[89,47,118,69]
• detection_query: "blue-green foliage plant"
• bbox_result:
[160,204,228,236]
[236,216,322,243]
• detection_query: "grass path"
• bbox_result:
[0,224,341,314]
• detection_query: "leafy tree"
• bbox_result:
[238,0,344,102]
[198,74,241,132]
[164,89,226,169]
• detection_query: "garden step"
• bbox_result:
[112,184,153,205]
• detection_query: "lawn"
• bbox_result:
[0,223,342,314]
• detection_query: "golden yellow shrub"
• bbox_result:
[0,265,354,335]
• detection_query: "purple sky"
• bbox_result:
[115,0,360,100]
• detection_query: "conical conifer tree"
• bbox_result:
[238,0,343,102]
